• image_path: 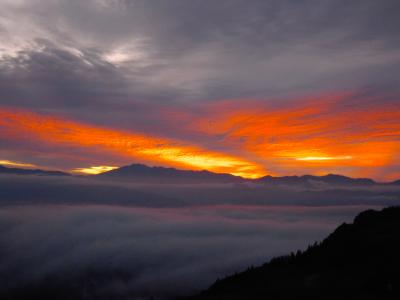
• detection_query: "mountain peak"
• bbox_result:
[97,163,241,183]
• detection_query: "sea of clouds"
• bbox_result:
[0,203,383,299]
[1,174,399,299]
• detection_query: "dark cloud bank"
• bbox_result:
[1,174,400,299]
[1,174,400,207]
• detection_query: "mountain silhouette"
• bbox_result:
[97,163,385,186]
[181,206,400,300]
[256,173,376,186]
[96,163,242,183]
[1,162,395,187]
[0,165,69,176]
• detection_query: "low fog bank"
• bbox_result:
[0,204,377,299]
[1,174,400,207]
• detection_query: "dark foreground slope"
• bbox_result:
[182,207,400,300]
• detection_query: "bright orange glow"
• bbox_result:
[72,166,118,175]
[1,92,399,181]
[295,156,353,161]
[192,93,400,180]
[0,106,265,178]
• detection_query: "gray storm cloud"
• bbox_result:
[0,0,399,108]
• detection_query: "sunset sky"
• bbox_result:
[0,0,399,180]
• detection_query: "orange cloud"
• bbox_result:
[0,106,265,178]
[1,92,399,181]
[192,93,400,180]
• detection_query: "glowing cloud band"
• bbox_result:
[0,107,265,178]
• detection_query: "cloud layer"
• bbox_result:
[1,0,399,104]
[1,91,400,180]
[0,204,376,299]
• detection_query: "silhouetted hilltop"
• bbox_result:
[96,163,242,183]
[256,173,376,186]
[0,165,69,176]
[182,206,400,300]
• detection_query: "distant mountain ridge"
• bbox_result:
[97,163,388,186]
[1,163,398,186]
[0,165,69,176]
[256,173,376,186]
[181,206,400,300]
